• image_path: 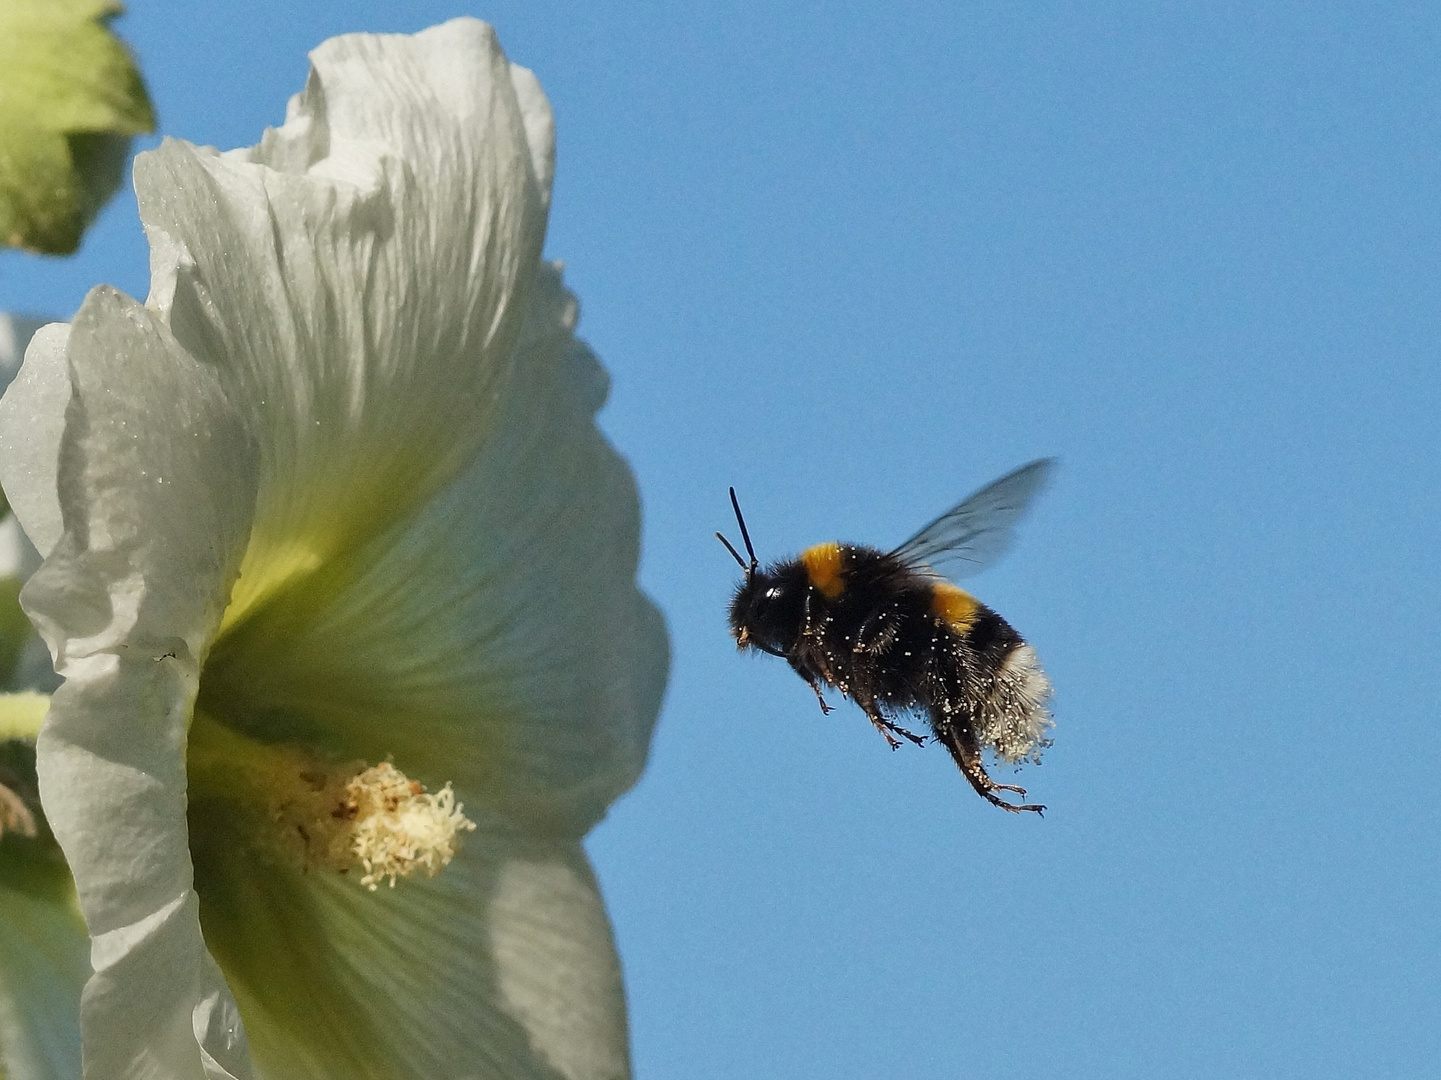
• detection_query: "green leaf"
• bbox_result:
[0,580,31,689]
[0,0,155,254]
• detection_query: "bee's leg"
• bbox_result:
[850,613,926,748]
[851,691,926,750]
[848,631,901,749]
[785,653,835,715]
[869,706,927,747]
[802,670,834,715]
[881,720,928,744]
[882,718,928,747]
[859,699,902,750]
[937,721,1045,814]
[793,595,840,715]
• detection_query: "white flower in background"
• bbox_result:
[0,20,667,1080]
[0,314,57,693]
[0,311,88,1080]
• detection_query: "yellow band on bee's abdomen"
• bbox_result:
[801,542,845,598]
[931,582,979,631]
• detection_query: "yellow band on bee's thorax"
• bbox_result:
[800,542,845,599]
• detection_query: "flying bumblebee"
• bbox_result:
[718,459,1055,814]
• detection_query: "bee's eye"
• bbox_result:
[764,587,782,600]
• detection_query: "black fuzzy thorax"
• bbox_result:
[810,548,1016,716]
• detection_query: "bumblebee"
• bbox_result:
[718,460,1055,814]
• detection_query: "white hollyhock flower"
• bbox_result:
[0,311,88,1080]
[0,20,667,1080]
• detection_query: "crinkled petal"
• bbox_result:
[135,18,549,629]
[0,317,70,560]
[23,286,259,1078]
[189,800,627,1080]
[201,262,668,833]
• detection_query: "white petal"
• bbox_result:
[24,287,259,1078]
[83,891,249,1080]
[0,882,89,1080]
[0,515,42,583]
[0,313,50,388]
[133,18,549,627]
[486,847,628,1080]
[0,515,52,693]
[190,807,628,1080]
[201,262,668,833]
[0,323,71,560]
[507,65,556,210]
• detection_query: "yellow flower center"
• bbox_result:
[187,715,474,890]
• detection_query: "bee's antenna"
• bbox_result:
[728,487,759,570]
[715,531,748,569]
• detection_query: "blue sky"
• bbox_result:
[4,3,1439,1078]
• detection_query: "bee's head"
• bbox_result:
[727,565,805,657]
[717,488,804,658]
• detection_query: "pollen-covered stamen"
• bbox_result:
[188,717,476,890]
[344,762,477,890]
[269,759,477,889]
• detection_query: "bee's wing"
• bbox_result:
[889,458,1055,580]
